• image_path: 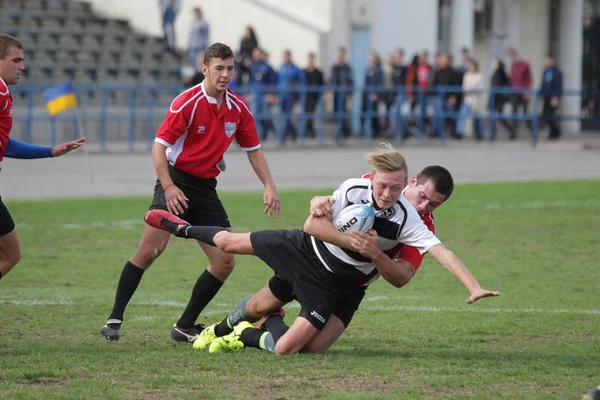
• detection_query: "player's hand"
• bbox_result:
[263,185,281,218]
[51,137,86,157]
[164,185,188,216]
[466,288,500,304]
[347,229,380,259]
[310,196,335,219]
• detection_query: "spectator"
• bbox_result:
[249,48,277,140]
[362,51,384,137]
[188,7,210,69]
[159,0,180,54]
[508,48,533,137]
[539,54,563,140]
[329,47,353,139]
[455,60,484,140]
[388,49,408,137]
[459,47,476,74]
[405,54,420,110]
[417,51,433,131]
[448,54,465,136]
[489,59,516,138]
[429,54,460,138]
[303,52,325,138]
[182,51,205,88]
[277,49,305,144]
[237,26,259,86]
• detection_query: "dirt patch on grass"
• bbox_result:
[20,377,66,387]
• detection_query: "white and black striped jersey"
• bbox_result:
[309,178,441,281]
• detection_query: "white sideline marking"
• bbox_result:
[136,301,189,308]
[468,200,600,210]
[14,200,600,231]
[1,300,74,305]
[368,305,600,315]
[3,298,598,316]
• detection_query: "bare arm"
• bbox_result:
[246,148,276,188]
[247,148,281,217]
[152,142,173,188]
[347,230,415,288]
[309,195,335,219]
[370,251,415,288]
[152,142,188,215]
[428,243,500,303]
[303,215,353,250]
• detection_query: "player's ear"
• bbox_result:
[201,63,209,76]
[409,176,417,187]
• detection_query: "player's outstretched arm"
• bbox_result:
[246,149,281,218]
[50,138,86,157]
[5,137,84,159]
[428,244,500,304]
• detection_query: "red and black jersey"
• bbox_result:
[155,81,260,179]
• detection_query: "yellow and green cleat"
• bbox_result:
[192,323,217,350]
[208,321,253,354]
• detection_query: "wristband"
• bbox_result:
[163,183,174,191]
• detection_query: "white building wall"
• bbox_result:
[373,0,439,61]
[517,0,550,89]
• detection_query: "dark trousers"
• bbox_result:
[541,98,561,139]
[511,94,532,133]
[333,93,351,138]
[305,95,318,137]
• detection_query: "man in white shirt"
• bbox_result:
[188,7,210,69]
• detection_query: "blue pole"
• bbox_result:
[146,88,155,148]
[489,88,496,142]
[128,88,137,151]
[26,90,34,143]
[100,88,108,152]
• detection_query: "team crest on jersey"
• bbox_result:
[376,206,396,219]
[224,122,236,137]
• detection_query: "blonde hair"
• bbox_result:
[365,142,408,175]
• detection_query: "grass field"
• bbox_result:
[1,180,599,399]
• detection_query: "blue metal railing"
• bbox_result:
[9,83,600,150]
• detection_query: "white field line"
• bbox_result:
[3,298,599,316]
[13,200,600,231]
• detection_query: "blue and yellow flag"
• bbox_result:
[43,82,78,116]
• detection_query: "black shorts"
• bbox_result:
[251,229,355,330]
[0,196,15,236]
[268,275,367,328]
[150,165,231,228]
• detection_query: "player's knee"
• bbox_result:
[216,234,237,254]
[134,241,168,266]
[302,341,328,354]
[274,341,301,355]
[212,254,235,275]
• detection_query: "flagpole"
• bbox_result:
[73,106,97,196]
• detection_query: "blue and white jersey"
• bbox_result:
[309,178,441,281]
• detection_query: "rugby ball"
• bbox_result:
[332,204,375,234]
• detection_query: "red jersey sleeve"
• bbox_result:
[231,93,260,151]
[397,213,436,272]
[0,79,12,162]
[155,91,198,146]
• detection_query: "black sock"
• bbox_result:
[264,315,289,343]
[108,261,145,322]
[239,328,266,349]
[176,270,223,329]
[179,226,227,246]
[214,317,233,337]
